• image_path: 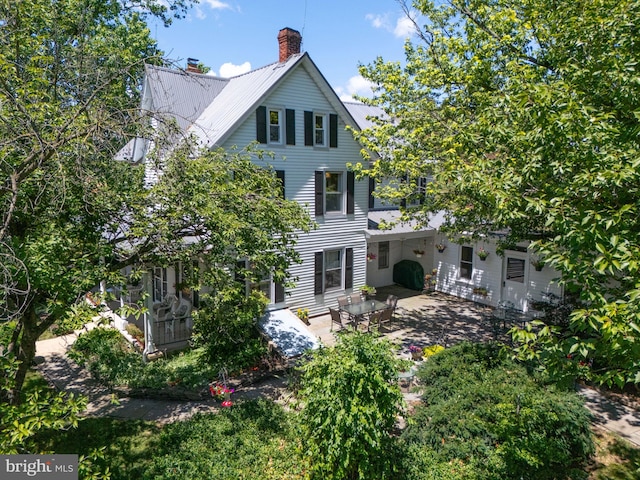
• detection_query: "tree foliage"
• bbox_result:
[298,333,405,480]
[0,0,310,411]
[354,0,640,387]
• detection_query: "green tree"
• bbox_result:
[354,0,640,387]
[298,332,405,480]
[0,0,310,409]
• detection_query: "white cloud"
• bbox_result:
[366,10,417,39]
[201,0,232,10]
[219,61,251,77]
[365,13,389,30]
[335,74,375,102]
[394,15,416,38]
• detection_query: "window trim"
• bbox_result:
[314,113,327,147]
[378,241,390,269]
[268,107,283,145]
[460,246,473,280]
[324,171,344,214]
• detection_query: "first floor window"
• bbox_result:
[325,250,342,290]
[378,241,390,269]
[315,248,353,294]
[152,267,167,302]
[506,257,525,283]
[460,246,473,280]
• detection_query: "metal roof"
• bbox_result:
[144,65,229,132]
[343,101,386,130]
[366,209,446,239]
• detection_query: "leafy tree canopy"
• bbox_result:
[353,0,640,387]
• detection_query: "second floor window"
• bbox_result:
[325,172,343,213]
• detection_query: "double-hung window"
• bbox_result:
[152,267,167,302]
[314,114,326,146]
[460,246,473,280]
[314,248,353,294]
[315,170,354,216]
[269,108,283,144]
[324,172,343,213]
[378,241,390,269]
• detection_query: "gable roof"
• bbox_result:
[343,101,386,130]
[143,52,361,149]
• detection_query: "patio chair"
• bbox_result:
[337,296,350,307]
[378,306,393,331]
[385,294,398,322]
[366,310,383,333]
[349,293,363,305]
[329,307,350,331]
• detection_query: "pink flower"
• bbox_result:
[221,400,233,407]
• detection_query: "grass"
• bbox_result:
[588,427,640,479]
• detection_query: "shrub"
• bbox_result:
[297,332,405,480]
[405,342,594,480]
[145,400,303,479]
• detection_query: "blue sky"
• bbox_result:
[151,0,417,100]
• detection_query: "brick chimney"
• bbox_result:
[186,57,201,73]
[278,28,302,63]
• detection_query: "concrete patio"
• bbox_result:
[307,285,500,355]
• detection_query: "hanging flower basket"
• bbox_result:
[413,249,425,258]
[476,248,489,261]
[435,243,446,253]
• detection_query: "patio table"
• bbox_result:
[340,299,388,330]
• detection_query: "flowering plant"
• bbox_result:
[476,247,489,260]
[409,345,423,353]
[435,243,446,252]
[209,383,234,401]
[297,308,309,322]
[366,252,377,261]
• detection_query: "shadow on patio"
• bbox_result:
[307,285,508,357]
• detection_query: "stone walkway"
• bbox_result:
[34,287,640,447]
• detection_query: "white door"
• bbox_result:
[501,251,529,311]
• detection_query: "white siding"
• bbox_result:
[222,68,368,317]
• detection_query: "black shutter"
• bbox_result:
[276,170,285,198]
[347,171,355,214]
[329,114,338,148]
[345,248,353,289]
[368,176,375,209]
[285,109,295,145]
[275,282,285,303]
[315,170,324,216]
[304,111,313,146]
[314,252,324,295]
[256,106,267,144]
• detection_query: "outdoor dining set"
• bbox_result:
[329,293,398,333]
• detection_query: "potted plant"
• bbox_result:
[297,307,310,324]
[366,252,377,262]
[409,345,423,360]
[423,274,436,293]
[472,287,488,296]
[476,247,489,261]
[530,257,544,271]
[360,285,377,298]
[435,243,446,253]
[413,249,425,258]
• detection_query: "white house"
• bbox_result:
[115,28,563,352]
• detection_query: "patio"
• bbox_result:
[307,285,504,355]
